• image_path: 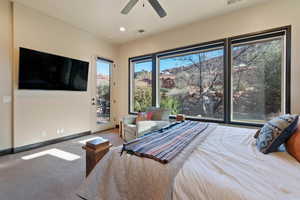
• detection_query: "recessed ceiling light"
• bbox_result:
[120,27,126,32]
[227,0,243,5]
[138,29,145,34]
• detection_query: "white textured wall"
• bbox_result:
[12,3,119,148]
[0,0,12,150]
[117,0,300,120]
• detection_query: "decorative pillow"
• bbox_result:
[286,122,300,162]
[152,109,170,121]
[146,107,170,121]
[135,112,147,123]
[256,114,299,154]
[254,129,261,139]
[146,112,154,120]
[152,110,162,120]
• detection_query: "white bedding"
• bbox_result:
[173,125,300,200]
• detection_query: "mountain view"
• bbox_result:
[133,38,283,122]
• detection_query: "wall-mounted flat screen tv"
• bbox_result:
[19,47,89,91]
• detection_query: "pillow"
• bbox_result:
[152,109,170,121]
[160,109,171,121]
[256,114,299,154]
[135,112,147,123]
[254,129,261,139]
[286,122,300,162]
[152,110,162,121]
[146,107,171,121]
[146,111,154,120]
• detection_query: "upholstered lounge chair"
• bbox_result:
[122,107,171,142]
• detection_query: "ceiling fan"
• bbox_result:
[121,0,167,18]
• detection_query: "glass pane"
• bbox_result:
[159,48,224,120]
[96,60,111,124]
[132,60,152,112]
[231,37,284,123]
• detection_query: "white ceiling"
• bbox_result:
[12,0,272,44]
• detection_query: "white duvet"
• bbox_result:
[173,125,300,200]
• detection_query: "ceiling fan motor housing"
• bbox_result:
[121,0,167,18]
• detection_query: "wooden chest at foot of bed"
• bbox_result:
[82,140,112,177]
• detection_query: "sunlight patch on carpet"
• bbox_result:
[21,148,80,161]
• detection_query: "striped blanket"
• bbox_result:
[121,121,209,164]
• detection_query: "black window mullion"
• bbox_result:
[285,26,292,114]
[128,58,132,113]
[157,42,224,58]
[224,39,230,124]
[231,31,285,44]
[152,54,157,107]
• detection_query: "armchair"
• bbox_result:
[122,108,171,142]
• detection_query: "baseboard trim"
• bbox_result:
[13,131,92,153]
[0,148,13,156]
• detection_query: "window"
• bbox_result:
[159,47,224,120]
[128,26,291,126]
[96,59,111,123]
[130,59,153,112]
[231,35,286,123]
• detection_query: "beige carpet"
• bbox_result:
[0,129,123,200]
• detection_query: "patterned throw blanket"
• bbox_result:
[121,121,209,164]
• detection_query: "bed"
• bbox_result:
[77,124,300,200]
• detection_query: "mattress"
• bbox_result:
[173,125,300,200]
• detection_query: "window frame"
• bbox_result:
[157,43,226,122]
[227,26,291,126]
[229,36,286,125]
[128,26,291,127]
[129,56,154,114]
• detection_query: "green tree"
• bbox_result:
[232,39,282,121]
[98,84,110,100]
[134,87,152,112]
[160,96,181,115]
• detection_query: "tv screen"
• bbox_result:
[19,48,89,91]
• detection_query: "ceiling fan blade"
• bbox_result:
[121,0,139,15]
[148,0,167,18]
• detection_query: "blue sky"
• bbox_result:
[134,49,223,72]
[97,60,110,75]
[96,49,223,75]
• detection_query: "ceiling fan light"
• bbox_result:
[120,27,126,32]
